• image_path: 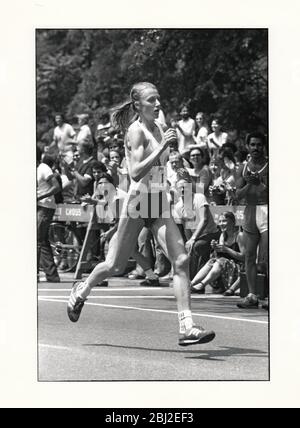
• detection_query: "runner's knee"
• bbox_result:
[106,260,126,276]
[173,253,189,273]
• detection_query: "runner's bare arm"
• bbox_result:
[128,125,175,182]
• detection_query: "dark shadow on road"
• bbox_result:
[185,345,268,361]
[82,343,267,362]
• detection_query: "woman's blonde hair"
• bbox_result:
[111,82,157,132]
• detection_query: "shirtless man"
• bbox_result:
[235,132,268,309]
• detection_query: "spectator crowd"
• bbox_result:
[37,103,269,310]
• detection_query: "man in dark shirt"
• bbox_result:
[67,140,96,200]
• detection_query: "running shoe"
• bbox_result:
[223,289,235,296]
[139,278,160,287]
[236,295,259,309]
[191,284,205,294]
[67,281,87,322]
[178,325,216,346]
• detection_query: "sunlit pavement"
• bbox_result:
[38,276,269,381]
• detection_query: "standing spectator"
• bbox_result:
[42,154,64,204]
[100,148,124,187]
[173,104,196,157]
[227,127,247,153]
[48,113,76,158]
[166,151,190,189]
[76,114,93,145]
[60,150,80,203]
[65,140,95,201]
[95,112,111,141]
[37,147,60,282]
[235,132,268,309]
[173,173,220,280]
[187,147,211,197]
[207,117,228,157]
[95,112,112,161]
[210,148,237,205]
[194,112,209,147]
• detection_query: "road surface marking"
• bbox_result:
[38,297,268,325]
[39,344,72,351]
[38,295,228,299]
[38,287,168,292]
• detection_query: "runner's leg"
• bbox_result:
[150,216,191,313]
[151,216,215,344]
[77,216,144,298]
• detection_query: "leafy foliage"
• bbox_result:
[36,29,267,142]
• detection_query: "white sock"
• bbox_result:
[77,281,92,300]
[178,310,194,333]
[145,269,158,280]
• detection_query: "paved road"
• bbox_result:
[38,277,269,381]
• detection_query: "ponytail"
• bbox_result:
[111,100,138,133]
[111,82,157,132]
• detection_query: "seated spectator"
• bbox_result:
[187,146,212,197]
[173,173,220,280]
[190,211,245,294]
[207,116,228,157]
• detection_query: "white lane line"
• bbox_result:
[38,287,167,292]
[38,292,232,299]
[38,294,236,300]
[38,297,268,325]
[39,295,181,299]
[39,343,72,351]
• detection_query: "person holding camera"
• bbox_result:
[190,211,245,294]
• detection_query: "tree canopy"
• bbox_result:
[36,29,267,142]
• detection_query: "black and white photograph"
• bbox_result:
[1,0,300,409]
[36,28,269,381]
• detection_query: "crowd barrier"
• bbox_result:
[54,203,246,225]
[53,202,246,279]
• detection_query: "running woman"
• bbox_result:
[67,82,215,346]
